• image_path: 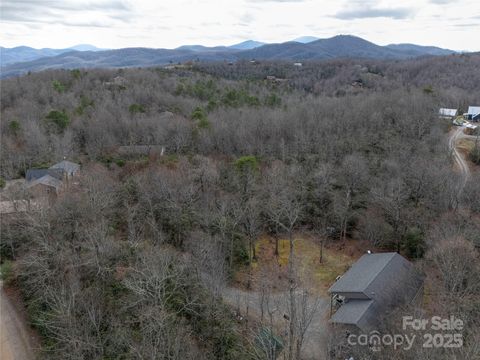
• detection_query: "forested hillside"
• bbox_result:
[1,53,479,360]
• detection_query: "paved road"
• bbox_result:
[449,127,471,191]
[0,281,36,360]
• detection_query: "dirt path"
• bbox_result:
[223,287,329,359]
[449,127,471,191]
[0,281,36,360]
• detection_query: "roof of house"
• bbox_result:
[329,252,400,295]
[26,169,63,182]
[27,174,63,190]
[468,106,480,115]
[329,252,423,330]
[439,108,457,117]
[50,160,80,174]
[330,299,375,328]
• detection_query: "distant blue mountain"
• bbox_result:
[0,44,105,65]
[1,36,459,78]
[68,44,105,51]
[386,43,455,56]
[292,36,319,44]
[229,40,265,50]
[176,45,230,52]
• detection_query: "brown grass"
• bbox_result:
[236,236,361,295]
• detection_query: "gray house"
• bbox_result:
[328,252,423,331]
[50,160,80,178]
[26,174,64,204]
[26,168,63,182]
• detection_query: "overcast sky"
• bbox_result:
[1,0,479,51]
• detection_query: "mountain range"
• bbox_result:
[0,44,105,65]
[0,35,458,78]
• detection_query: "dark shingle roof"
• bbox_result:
[329,252,424,330]
[331,299,374,325]
[50,160,80,175]
[27,174,63,190]
[329,252,398,295]
[26,169,63,182]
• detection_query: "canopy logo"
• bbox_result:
[347,330,415,351]
[347,316,464,352]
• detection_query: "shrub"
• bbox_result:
[70,69,82,79]
[0,177,5,188]
[423,85,434,94]
[129,104,146,114]
[8,120,21,135]
[45,110,70,132]
[191,107,211,129]
[191,106,207,121]
[0,260,14,285]
[197,117,211,129]
[114,158,126,167]
[469,142,480,165]
[403,228,425,258]
[52,80,66,93]
[234,155,259,173]
[264,93,281,107]
[75,96,94,115]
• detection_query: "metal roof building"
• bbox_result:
[467,106,480,121]
[439,108,458,118]
[328,252,423,331]
[467,106,480,115]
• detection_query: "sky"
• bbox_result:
[1,0,479,51]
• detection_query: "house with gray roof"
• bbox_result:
[50,160,80,178]
[26,168,63,182]
[25,160,80,203]
[27,174,63,192]
[328,252,423,331]
[26,174,63,204]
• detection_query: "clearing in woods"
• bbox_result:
[234,236,362,295]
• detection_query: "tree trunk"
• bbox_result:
[319,239,324,263]
[287,230,296,360]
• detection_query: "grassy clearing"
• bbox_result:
[250,237,357,295]
[458,139,475,153]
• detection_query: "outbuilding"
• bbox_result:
[464,106,480,121]
[438,108,458,119]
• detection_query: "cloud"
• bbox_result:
[335,7,415,20]
[429,0,457,4]
[1,0,133,25]
[240,12,255,24]
[246,0,307,2]
[451,22,480,27]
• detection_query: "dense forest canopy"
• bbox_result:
[1,53,479,360]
